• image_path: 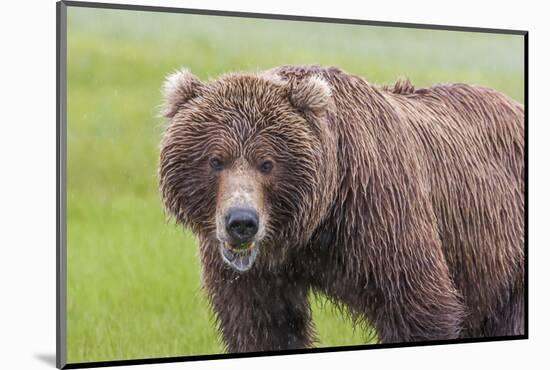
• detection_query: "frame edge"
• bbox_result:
[57,1,68,369]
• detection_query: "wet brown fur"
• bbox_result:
[159,65,524,352]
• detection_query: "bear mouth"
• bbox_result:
[219,241,259,272]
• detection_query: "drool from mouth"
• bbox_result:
[219,241,259,272]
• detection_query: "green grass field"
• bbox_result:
[66,7,524,364]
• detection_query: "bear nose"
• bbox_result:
[225,208,259,244]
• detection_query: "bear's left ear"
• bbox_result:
[288,75,331,115]
[162,68,202,118]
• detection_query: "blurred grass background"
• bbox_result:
[66,6,524,364]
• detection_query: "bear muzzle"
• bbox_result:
[218,207,261,272]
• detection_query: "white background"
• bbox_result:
[0,0,547,369]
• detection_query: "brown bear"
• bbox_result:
[159,65,524,352]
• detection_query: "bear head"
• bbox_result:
[159,68,338,272]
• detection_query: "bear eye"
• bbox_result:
[259,160,274,174]
[209,157,224,171]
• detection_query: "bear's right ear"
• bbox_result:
[162,68,202,118]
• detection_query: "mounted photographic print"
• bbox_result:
[56,1,527,368]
